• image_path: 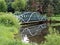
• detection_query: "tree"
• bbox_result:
[12,0,27,11]
[0,0,7,12]
[52,0,60,14]
[26,0,50,13]
[26,0,57,14]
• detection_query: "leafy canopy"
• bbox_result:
[0,0,7,12]
[12,0,27,11]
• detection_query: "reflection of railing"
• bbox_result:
[20,23,47,36]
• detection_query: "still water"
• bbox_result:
[20,24,60,44]
[21,32,47,45]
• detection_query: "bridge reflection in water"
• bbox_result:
[18,12,48,44]
[20,23,47,36]
[20,24,48,43]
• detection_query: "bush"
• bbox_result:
[0,12,20,39]
[0,25,31,45]
[0,25,18,39]
[0,0,7,12]
[0,25,30,45]
[41,27,60,45]
[41,34,60,45]
[0,12,20,27]
[0,12,32,45]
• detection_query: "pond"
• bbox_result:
[20,23,48,44]
[16,12,60,44]
[19,23,60,44]
[17,12,48,44]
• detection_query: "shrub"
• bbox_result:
[0,12,22,45]
[0,12,20,39]
[0,25,30,45]
[0,12,19,39]
[0,12,31,45]
[0,25,18,39]
[0,12,20,27]
[0,0,7,12]
[41,34,60,45]
[40,27,60,45]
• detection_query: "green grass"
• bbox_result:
[48,14,60,26]
[51,23,60,26]
[48,14,60,21]
[50,16,60,21]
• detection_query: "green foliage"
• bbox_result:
[41,34,60,45]
[0,25,30,45]
[0,12,31,45]
[0,12,19,41]
[0,25,18,39]
[0,12,20,27]
[40,27,60,45]
[12,0,27,11]
[0,0,7,12]
[53,0,60,14]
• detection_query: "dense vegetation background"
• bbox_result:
[0,0,60,45]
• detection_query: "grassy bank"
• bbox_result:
[48,14,60,21]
